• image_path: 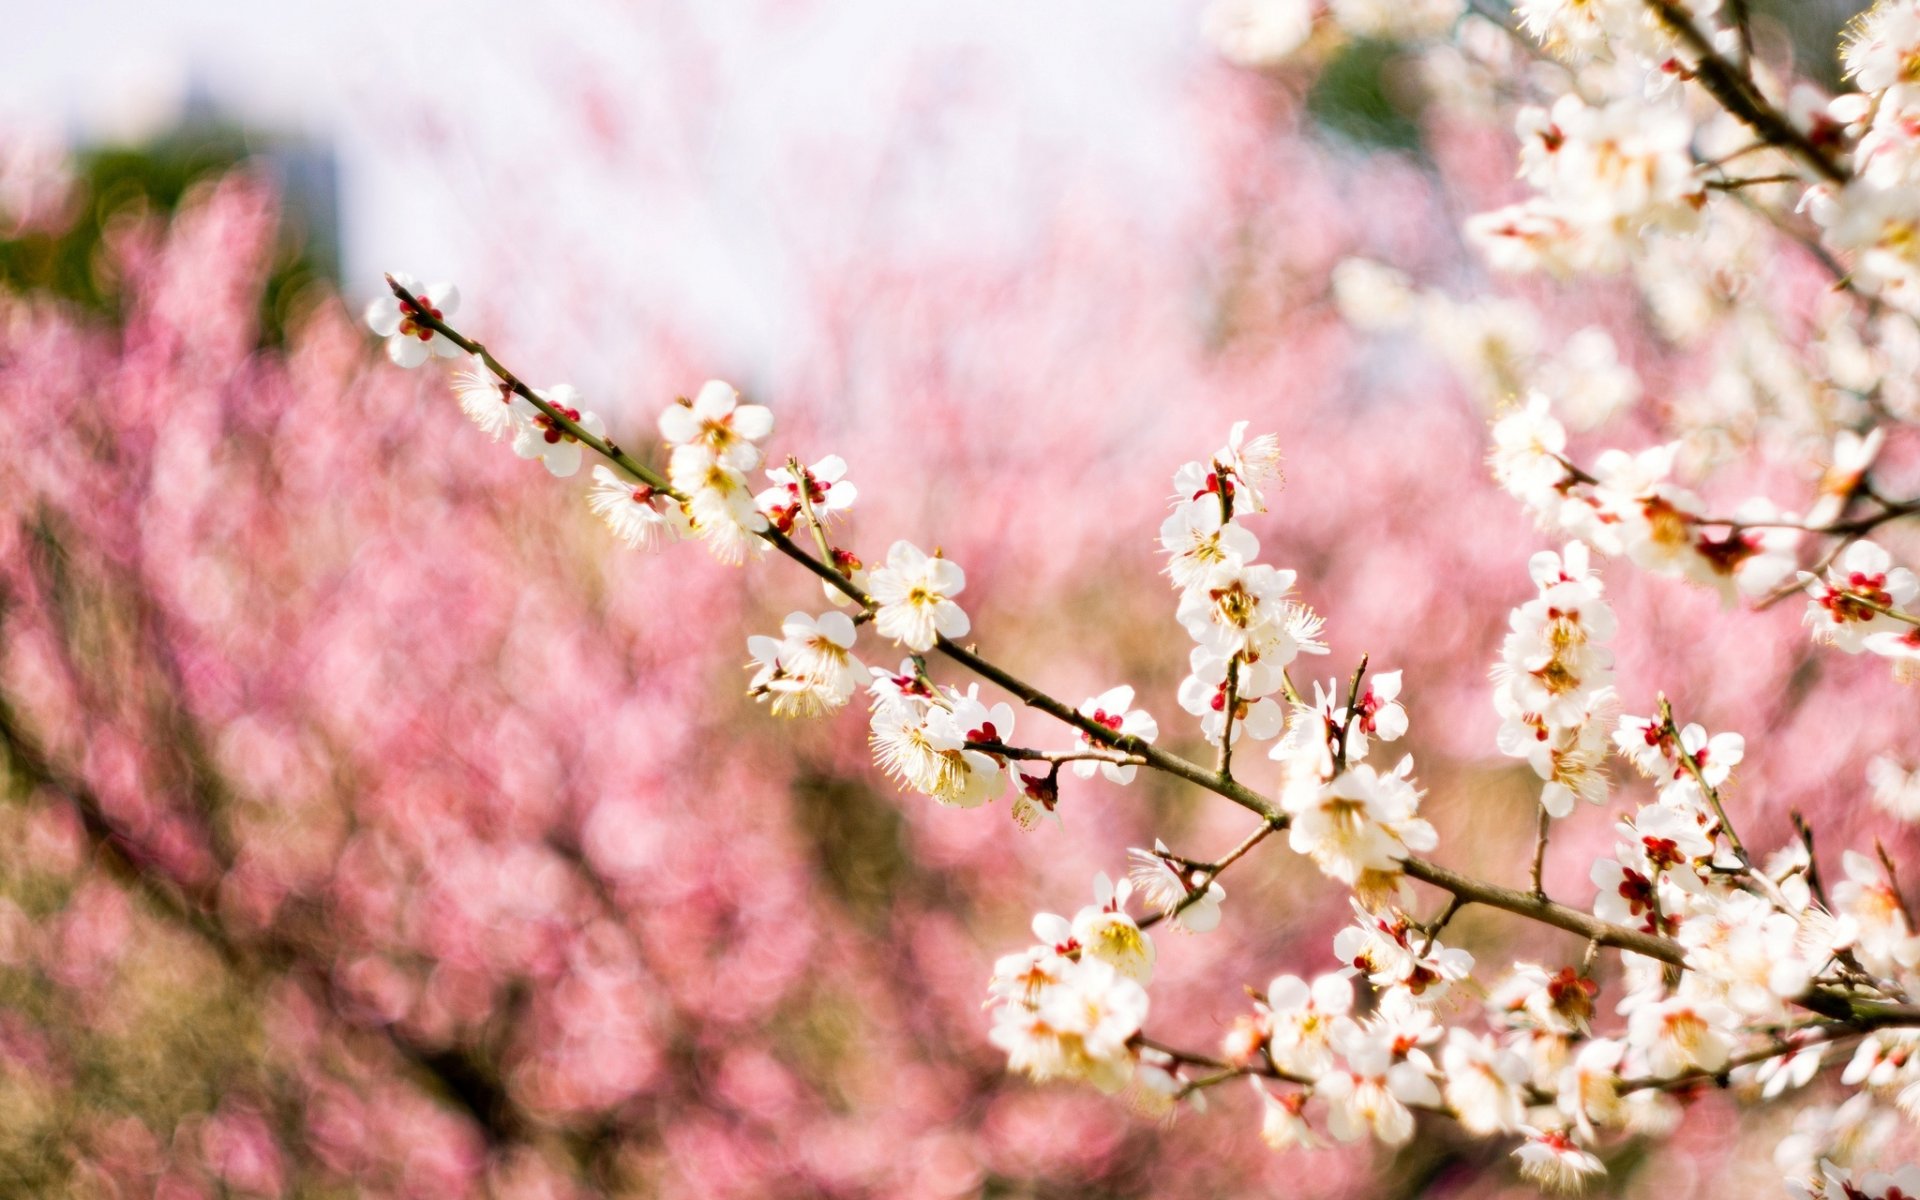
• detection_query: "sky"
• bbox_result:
[4,0,1220,378]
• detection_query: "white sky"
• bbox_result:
[6,0,1215,381]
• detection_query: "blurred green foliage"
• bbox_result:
[1308,38,1426,155]
[0,126,335,347]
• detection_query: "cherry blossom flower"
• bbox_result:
[869,541,969,651]
[755,455,856,534]
[1071,686,1158,784]
[1869,755,1920,822]
[1512,1128,1606,1193]
[1440,1028,1529,1135]
[1317,1025,1442,1145]
[657,379,774,470]
[509,385,604,477]
[1804,540,1920,653]
[587,465,689,551]
[1262,972,1354,1077]
[363,274,461,367]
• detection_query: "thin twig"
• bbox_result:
[1530,804,1552,898]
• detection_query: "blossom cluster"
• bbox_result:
[364,261,1920,1192]
[1493,542,1617,818]
[1164,423,1324,748]
[362,12,1920,1167]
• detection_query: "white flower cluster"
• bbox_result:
[987,874,1154,1094]
[1490,394,1801,606]
[1512,0,1669,64]
[869,672,1015,810]
[747,611,866,718]
[371,262,1920,1196]
[659,380,777,562]
[1804,1,1920,314]
[1493,542,1616,818]
[1164,424,1325,749]
[1276,701,1432,906]
[1469,94,1705,276]
[1802,540,1920,669]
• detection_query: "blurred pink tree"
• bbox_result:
[8,2,1920,1196]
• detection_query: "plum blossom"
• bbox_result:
[1439,1028,1529,1135]
[1317,1025,1442,1145]
[1804,540,1919,653]
[1869,756,1920,822]
[869,540,969,651]
[1626,996,1734,1078]
[1513,1128,1606,1193]
[1489,394,1571,511]
[509,385,604,477]
[1071,686,1158,784]
[987,955,1147,1094]
[1160,500,1258,591]
[1255,1084,1321,1151]
[1031,874,1156,985]
[1262,972,1354,1077]
[745,611,866,718]
[1285,763,1437,893]
[756,454,856,534]
[363,274,462,367]
[450,354,521,440]
[869,683,1012,809]
[669,443,771,563]
[658,379,774,470]
[1202,0,1316,67]
[587,465,689,551]
[1126,841,1226,933]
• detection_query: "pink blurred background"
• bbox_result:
[1,1,1914,1196]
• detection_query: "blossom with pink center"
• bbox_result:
[1513,1127,1605,1193]
[869,541,969,652]
[1804,540,1920,653]
[755,454,857,534]
[657,379,775,471]
[1125,840,1226,933]
[509,385,605,477]
[1071,686,1158,784]
[1262,972,1355,1078]
[363,273,462,367]
[1317,1025,1441,1146]
[587,465,690,551]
